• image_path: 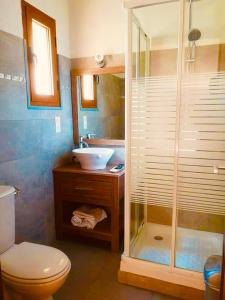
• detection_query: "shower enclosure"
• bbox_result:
[121,0,225,293]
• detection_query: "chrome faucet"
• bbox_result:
[79,136,89,148]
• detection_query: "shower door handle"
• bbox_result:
[213,166,225,174]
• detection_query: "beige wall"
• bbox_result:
[69,0,125,59]
[70,43,225,76]
[0,0,71,57]
[149,44,225,77]
[71,54,125,69]
[0,0,23,38]
[147,206,225,234]
[0,0,125,59]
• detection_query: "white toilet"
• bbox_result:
[0,186,71,300]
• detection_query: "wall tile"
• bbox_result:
[0,30,74,243]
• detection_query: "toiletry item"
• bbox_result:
[110,164,124,173]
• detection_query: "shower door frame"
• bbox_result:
[130,13,150,248]
[121,0,205,291]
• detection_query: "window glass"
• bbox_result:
[32,20,53,95]
[81,75,94,100]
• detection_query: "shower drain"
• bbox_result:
[154,235,163,241]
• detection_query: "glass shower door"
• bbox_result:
[128,0,225,274]
[129,1,180,266]
[175,0,225,272]
[130,15,150,244]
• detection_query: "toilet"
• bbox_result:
[0,186,71,300]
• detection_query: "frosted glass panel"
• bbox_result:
[130,76,177,209]
[32,19,53,95]
[130,76,177,265]
[175,0,225,272]
[175,72,225,272]
[130,1,179,266]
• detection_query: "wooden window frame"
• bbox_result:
[21,1,60,107]
[80,74,97,109]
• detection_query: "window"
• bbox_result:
[22,1,60,107]
[80,75,97,108]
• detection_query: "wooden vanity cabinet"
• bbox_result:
[53,164,124,252]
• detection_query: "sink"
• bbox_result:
[72,148,114,170]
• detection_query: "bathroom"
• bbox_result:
[0,0,225,299]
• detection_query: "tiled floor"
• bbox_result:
[131,223,223,272]
[53,239,180,300]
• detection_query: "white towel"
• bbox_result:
[71,206,107,229]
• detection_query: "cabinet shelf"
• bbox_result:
[62,217,112,241]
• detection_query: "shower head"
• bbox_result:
[188,28,201,42]
[186,0,201,64]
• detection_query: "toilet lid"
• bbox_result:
[1,242,70,280]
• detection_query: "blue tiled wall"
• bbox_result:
[0,30,74,243]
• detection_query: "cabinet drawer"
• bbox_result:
[59,177,113,204]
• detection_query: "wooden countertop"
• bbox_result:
[53,163,125,177]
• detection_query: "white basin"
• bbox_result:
[72,147,114,170]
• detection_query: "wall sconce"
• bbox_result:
[95,54,105,68]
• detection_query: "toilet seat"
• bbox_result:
[1,242,71,284]
[2,263,71,286]
[2,265,70,288]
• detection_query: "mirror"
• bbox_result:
[71,66,125,145]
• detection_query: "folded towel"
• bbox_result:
[71,216,96,229]
[73,206,107,220]
[71,205,107,229]
[71,216,93,228]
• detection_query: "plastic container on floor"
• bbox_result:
[204,255,222,300]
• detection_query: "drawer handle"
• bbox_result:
[74,187,94,191]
